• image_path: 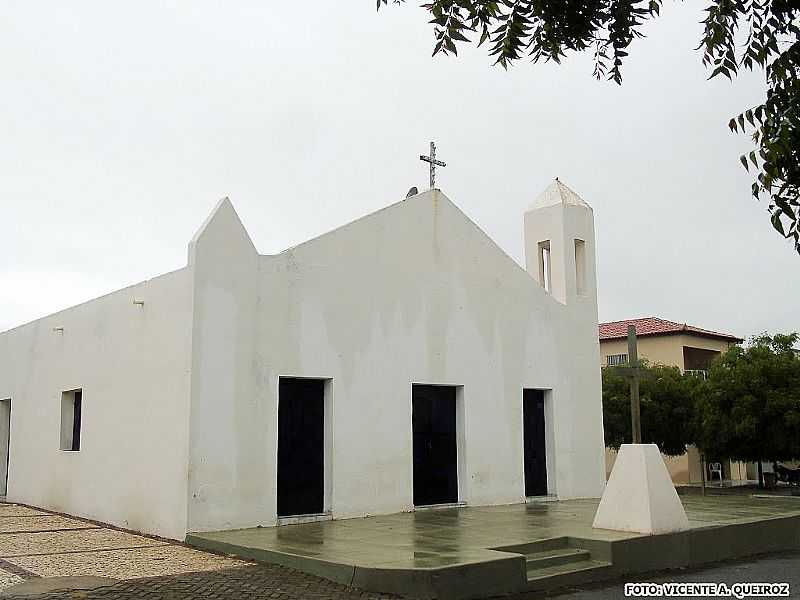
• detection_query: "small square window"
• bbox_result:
[60,389,82,451]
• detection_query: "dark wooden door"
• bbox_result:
[412,385,458,506]
[0,399,9,496]
[277,378,325,517]
[523,389,548,497]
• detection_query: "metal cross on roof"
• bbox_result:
[419,141,446,190]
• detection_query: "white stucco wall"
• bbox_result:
[0,183,606,540]
[0,269,193,539]
[187,187,607,533]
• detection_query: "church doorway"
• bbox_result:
[412,384,458,506]
[523,389,548,497]
[277,378,325,517]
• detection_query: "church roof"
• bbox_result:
[598,317,743,343]
[529,179,591,210]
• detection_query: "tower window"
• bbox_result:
[538,241,551,293]
[574,239,587,295]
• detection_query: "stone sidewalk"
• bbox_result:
[6,565,401,599]
[0,502,241,586]
[0,502,399,599]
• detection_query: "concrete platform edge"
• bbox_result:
[573,513,800,580]
[186,514,800,599]
[184,534,355,586]
[351,557,526,600]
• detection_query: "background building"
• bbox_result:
[599,317,744,484]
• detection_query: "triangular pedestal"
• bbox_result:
[593,443,689,534]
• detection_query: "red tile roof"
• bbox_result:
[599,317,743,343]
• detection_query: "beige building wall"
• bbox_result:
[605,448,693,483]
[605,445,746,484]
[600,334,736,369]
[601,332,743,484]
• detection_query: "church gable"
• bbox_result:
[271,189,557,308]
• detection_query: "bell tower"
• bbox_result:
[524,179,606,500]
[524,178,597,309]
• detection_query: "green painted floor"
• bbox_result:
[188,495,800,570]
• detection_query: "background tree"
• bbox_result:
[379,0,800,253]
[602,361,702,456]
[694,332,800,486]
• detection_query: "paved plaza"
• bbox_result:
[187,494,800,597]
[0,496,799,599]
[190,494,800,571]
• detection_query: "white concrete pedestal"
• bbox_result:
[592,443,689,534]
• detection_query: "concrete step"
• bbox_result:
[524,547,591,570]
[525,558,614,591]
[492,536,569,555]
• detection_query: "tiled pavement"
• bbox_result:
[8,565,402,599]
[0,504,242,581]
[0,502,401,599]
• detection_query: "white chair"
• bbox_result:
[709,462,723,481]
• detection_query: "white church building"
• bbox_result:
[0,181,606,541]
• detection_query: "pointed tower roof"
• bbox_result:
[529,178,591,210]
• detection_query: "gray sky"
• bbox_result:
[1,2,797,339]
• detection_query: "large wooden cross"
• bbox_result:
[610,325,645,444]
[420,141,446,190]
[625,324,643,444]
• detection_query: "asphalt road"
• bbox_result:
[538,551,800,600]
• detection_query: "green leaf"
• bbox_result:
[771,212,786,235]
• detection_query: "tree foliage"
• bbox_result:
[602,361,702,456]
[378,0,800,253]
[694,333,800,464]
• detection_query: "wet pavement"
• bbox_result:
[188,495,800,570]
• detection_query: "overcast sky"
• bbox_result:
[1,2,797,338]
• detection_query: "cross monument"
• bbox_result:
[627,324,642,443]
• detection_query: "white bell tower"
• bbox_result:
[523,178,607,499]
[524,178,597,308]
